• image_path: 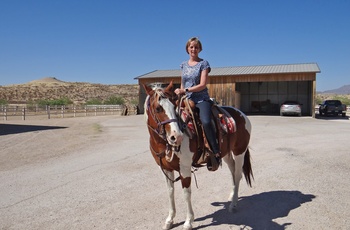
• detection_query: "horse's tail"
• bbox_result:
[243,148,254,187]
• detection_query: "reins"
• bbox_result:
[147,93,178,140]
[146,91,200,187]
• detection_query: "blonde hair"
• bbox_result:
[185,37,202,54]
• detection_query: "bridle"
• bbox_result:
[146,90,178,143]
[146,89,200,185]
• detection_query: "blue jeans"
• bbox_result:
[196,100,220,154]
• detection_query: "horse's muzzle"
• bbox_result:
[167,130,183,146]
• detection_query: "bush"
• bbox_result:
[86,98,103,105]
[316,94,350,106]
[36,97,73,106]
[0,99,8,105]
[130,99,139,105]
[333,95,350,106]
[104,96,125,105]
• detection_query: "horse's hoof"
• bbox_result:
[229,203,237,212]
[162,221,173,230]
[183,225,192,230]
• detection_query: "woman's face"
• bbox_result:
[187,41,201,57]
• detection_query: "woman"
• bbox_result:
[174,37,221,169]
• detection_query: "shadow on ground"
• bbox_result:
[0,124,67,135]
[191,190,315,229]
[315,114,349,120]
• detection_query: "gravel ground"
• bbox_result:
[0,114,349,230]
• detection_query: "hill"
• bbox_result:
[0,77,139,105]
[321,85,350,94]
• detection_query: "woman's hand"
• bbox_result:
[174,88,185,95]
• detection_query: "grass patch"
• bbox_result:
[92,123,103,133]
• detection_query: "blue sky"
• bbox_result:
[1,0,349,91]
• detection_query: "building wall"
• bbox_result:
[137,72,316,116]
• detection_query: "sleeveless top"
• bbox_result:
[180,59,211,104]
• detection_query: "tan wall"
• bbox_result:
[137,72,317,114]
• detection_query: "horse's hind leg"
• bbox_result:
[222,153,235,200]
[163,170,176,230]
[223,152,244,212]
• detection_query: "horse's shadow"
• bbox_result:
[0,124,66,135]
[190,190,315,229]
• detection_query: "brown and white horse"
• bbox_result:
[144,82,253,230]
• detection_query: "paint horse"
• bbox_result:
[144,82,253,230]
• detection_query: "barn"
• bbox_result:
[135,63,321,117]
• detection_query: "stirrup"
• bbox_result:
[207,153,221,171]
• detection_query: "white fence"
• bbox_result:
[1,105,136,121]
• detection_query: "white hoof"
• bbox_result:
[183,224,192,230]
[229,203,237,212]
[228,192,233,201]
[162,221,173,230]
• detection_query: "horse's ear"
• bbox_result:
[143,84,154,96]
[165,81,174,93]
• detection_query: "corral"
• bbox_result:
[0,114,349,229]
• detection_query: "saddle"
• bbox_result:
[177,97,236,171]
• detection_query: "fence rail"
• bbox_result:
[1,105,136,121]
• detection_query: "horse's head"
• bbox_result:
[144,81,183,146]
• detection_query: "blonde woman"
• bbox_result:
[175,37,220,169]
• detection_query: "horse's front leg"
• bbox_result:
[163,170,176,230]
[180,164,194,230]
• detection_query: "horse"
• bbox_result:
[144,81,253,230]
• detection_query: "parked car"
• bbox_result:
[318,100,346,117]
[280,101,302,116]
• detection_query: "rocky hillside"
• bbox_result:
[0,77,139,105]
[321,84,350,94]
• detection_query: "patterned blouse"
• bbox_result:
[180,59,211,104]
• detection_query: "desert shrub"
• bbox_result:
[315,95,350,106]
[104,96,125,105]
[130,98,139,105]
[0,99,8,105]
[315,96,323,105]
[333,95,350,106]
[86,98,103,105]
[36,97,73,106]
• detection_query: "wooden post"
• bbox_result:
[85,106,87,116]
[61,105,64,118]
[3,107,7,121]
[22,108,26,120]
[47,105,51,119]
[74,106,76,117]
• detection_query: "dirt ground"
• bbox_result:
[0,114,349,230]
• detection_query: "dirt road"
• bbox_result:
[1,115,349,229]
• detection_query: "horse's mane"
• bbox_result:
[149,82,168,90]
[144,84,167,121]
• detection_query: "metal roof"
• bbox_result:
[135,63,320,79]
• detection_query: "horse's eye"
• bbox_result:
[156,105,163,113]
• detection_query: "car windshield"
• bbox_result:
[283,101,299,105]
[326,100,341,105]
